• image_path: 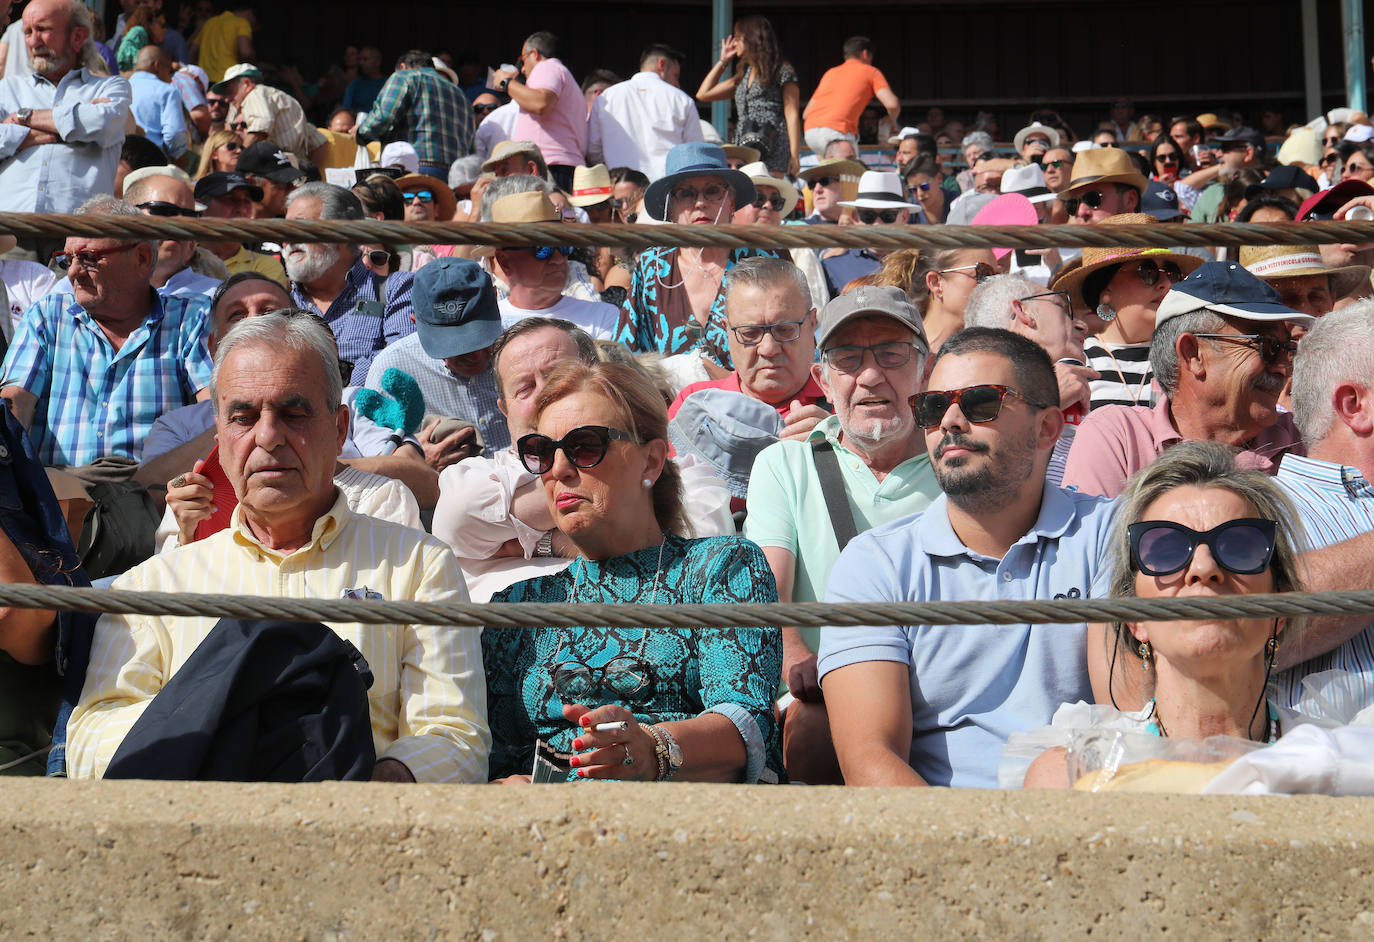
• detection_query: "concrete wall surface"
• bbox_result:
[3,780,1373,939]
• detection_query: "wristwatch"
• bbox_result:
[498,77,511,93]
[647,725,684,781]
[14,108,31,127]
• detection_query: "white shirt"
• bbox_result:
[475,101,520,164]
[161,266,222,303]
[0,258,57,341]
[587,71,704,179]
[497,294,619,340]
[1,20,28,79]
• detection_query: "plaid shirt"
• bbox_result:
[356,67,473,166]
[1,290,212,465]
[290,259,416,386]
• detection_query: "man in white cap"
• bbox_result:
[212,63,328,169]
[586,43,703,180]
[1013,121,1060,164]
[821,170,917,295]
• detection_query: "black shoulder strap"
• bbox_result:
[810,439,860,552]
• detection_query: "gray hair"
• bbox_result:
[75,194,156,259]
[212,310,343,414]
[448,154,483,190]
[1104,440,1307,670]
[723,256,813,315]
[64,1,106,74]
[963,273,1043,330]
[286,182,364,221]
[1291,299,1374,445]
[490,316,598,401]
[479,173,553,221]
[961,130,994,152]
[1148,308,1227,398]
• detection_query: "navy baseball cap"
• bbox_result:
[1155,261,1314,328]
[412,257,502,359]
[1244,165,1319,202]
[193,171,263,203]
[1141,179,1184,221]
[1206,125,1266,151]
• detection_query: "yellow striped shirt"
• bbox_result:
[67,492,490,783]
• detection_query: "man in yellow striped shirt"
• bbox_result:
[67,310,490,782]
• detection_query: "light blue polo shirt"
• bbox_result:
[817,484,1117,788]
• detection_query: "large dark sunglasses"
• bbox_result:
[1191,333,1298,366]
[908,383,1048,429]
[1128,518,1277,577]
[137,200,200,218]
[752,192,786,211]
[527,245,574,260]
[1131,258,1184,287]
[403,190,434,203]
[516,425,637,474]
[474,102,500,115]
[857,208,902,224]
[1063,189,1108,215]
[813,175,843,188]
[1155,152,1180,164]
[1043,159,1069,170]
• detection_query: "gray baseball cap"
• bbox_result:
[816,285,928,352]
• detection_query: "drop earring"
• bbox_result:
[1096,302,1117,322]
[1138,639,1153,670]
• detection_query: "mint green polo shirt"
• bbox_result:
[743,415,940,661]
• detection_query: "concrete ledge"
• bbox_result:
[3,781,1373,938]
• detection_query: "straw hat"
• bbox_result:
[472,190,561,259]
[1276,128,1321,168]
[1062,147,1148,196]
[394,173,457,221]
[1051,213,1206,307]
[1013,121,1060,152]
[738,160,798,216]
[1239,244,1372,300]
[798,158,866,202]
[721,144,761,167]
[481,140,544,174]
[568,164,613,207]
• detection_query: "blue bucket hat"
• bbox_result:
[668,389,782,499]
[1155,261,1315,329]
[643,142,756,221]
[412,258,502,359]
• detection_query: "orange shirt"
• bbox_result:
[804,59,890,136]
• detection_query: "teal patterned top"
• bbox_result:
[487,534,782,782]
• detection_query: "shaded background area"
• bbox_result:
[137,0,1362,138]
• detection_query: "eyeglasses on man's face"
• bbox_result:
[1191,332,1298,367]
[909,383,1048,428]
[53,243,140,271]
[729,319,805,346]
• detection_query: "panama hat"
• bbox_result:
[1000,162,1055,204]
[1239,244,1372,301]
[568,164,613,207]
[1013,121,1061,153]
[643,142,755,221]
[481,140,544,174]
[798,157,866,202]
[1062,147,1148,196]
[738,160,798,216]
[1052,213,1206,307]
[721,144,761,167]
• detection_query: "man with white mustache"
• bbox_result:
[1064,262,1313,498]
[744,286,940,784]
[282,182,415,387]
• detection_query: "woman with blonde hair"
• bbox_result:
[194,129,242,179]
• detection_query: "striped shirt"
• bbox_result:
[1,290,212,465]
[356,67,474,167]
[1272,454,1374,709]
[364,333,511,454]
[290,259,416,387]
[67,491,491,782]
[1083,338,1155,412]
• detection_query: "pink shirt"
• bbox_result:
[1061,397,1304,498]
[512,58,587,167]
[667,372,829,420]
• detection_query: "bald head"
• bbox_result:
[133,43,169,74]
[123,173,194,211]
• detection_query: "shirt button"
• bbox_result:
[1001,572,1013,582]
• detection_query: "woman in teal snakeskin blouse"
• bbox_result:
[488,360,781,783]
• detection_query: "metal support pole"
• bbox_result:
[1302,0,1322,121]
[1343,0,1366,113]
[711,0,732,140]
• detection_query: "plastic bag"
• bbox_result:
[1067,729,1264,793]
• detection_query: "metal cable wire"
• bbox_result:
[5,583,1374,628]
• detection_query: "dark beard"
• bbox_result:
[932,427,1039,512]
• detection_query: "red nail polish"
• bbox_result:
[577,769,586,777]
[572,738,584,750]
[580,716,591,727]
[569,755,580,768]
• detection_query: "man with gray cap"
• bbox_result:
[745,285,938,784]
[364,256,511,471]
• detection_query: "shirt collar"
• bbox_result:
[230,488,350,561]
[1279,453,1374,499]
[916,482,1080,558]
[1148,396,1184,447]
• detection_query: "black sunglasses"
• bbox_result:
[1191,332,1298,366]
[474,102,499,115]
[1131,258,1184,287]
[137,201,200,218]
[857,208,902,224]
[1043,159,1069,170]
[367,248,393,267]
[752,192,786,211]
[516,425,638,474]
[908,384,1047,429]
[1063,189,1109,215]
[813,175,843,188]
[1155,152,1180,163]
[1128,518,1277,577]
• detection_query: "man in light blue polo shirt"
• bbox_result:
[818,327,1116,788]
[745,285,939,784]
